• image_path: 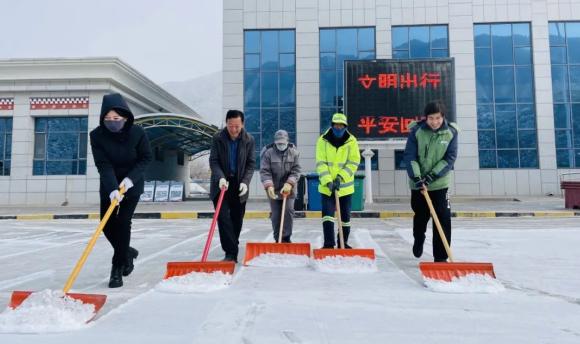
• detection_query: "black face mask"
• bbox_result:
[104,120,125,133]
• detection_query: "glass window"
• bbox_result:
[409,26,430,58]
[320,27,376,132]
[549,22,580,167]
[392,25,449,59]
[475,66,494,103]
[474,23,538,168]
[33,117,88,175]
[566,23,580,64]
[549,22,566,46]
[474,24,491,48]
[491,24,514,65]
[394,150,406,170]
[493,66,515,103]
[0,117,12,176]
[392,27,408,50]
[431,26,448,49]
[244,30,296,165]
[358,28,375,52]
[478,130,496,149]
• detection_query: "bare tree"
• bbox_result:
[190,154,210,179]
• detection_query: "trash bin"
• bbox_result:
[306,173,322,211]
[294,174,306,211]
[352,173,365,211]
[561,181,580,209]
[306,173,365,211]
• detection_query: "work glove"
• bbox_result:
[281,182,292,195]
[332,177,342,192]
[413,177,425,189]
[423,173,436,186]
[239,183,248,197]
[219,178,229,190]
[109,189,124,203]
[120,177,133,191]
[266,186,277,200]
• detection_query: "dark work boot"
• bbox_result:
[123,247,139,277]
[108,265,124,288]
[413,235,425,258]
[222,254,238,263]
[323,222,335,249]
[282,236,292,243]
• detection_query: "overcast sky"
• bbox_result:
[0,0,222,84]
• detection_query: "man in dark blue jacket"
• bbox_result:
[209,110,255,263]
[90,93,152,287]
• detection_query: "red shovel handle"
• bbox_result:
[201,186,226,262]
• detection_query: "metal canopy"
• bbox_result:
[135,113,218,157]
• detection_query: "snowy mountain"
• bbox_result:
[162,71,223,126]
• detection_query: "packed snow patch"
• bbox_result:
[246,253,311,267]
[156,271,233,293]
[313,256,377,273]
[424,273,505,293]
[0,289,95,333]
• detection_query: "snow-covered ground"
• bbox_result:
[0,217,579,343]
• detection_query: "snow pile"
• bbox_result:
[246,253,311,267]
[0,290,95,333]
[424,273,505,293]
[313,256,378,273]
[156,271,233,293]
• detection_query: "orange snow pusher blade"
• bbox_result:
[419,189,496,282]
[164,261,236,279]
[243,195,311,265]
[10,291,107,313]
[312,248,375,260]
[419,262,496,282]
[243,242,311,265]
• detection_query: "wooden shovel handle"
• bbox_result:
[421,188,454,262]
[335,192,345,249]
[63,185,126,293]
[278,194,288,243]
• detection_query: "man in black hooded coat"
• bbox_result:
[89,93,152,288]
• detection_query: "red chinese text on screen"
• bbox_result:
[357,115,424,135]
[357,73,441,89]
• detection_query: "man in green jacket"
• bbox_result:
[316,113,361,248]
[403,101,459,262]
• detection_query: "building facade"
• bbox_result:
[223,0,580,197]
[0,58,200,205]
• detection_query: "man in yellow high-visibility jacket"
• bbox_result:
[316,113,361,248]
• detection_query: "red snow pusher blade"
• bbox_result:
[164,187,236,279]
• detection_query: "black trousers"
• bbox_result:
[213,179,246,258]
[410,188,451,261]
[100,195,140,267]
[321,193,352,247]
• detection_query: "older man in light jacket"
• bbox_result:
[260,130,301,243]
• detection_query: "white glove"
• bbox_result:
[120,177,133,191]
[239,183,248,197]
[266,186,277,200]
[219,178,229,190]
[109,189,124,203]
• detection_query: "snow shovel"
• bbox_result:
[243,193,311,265]
[9,185,129,316]
[164,186,235,278]
[313,192,375,260]
[418,188,496,282]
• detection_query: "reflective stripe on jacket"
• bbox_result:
[315,129,360,197]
